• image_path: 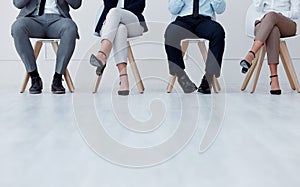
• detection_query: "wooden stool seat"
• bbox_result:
[20,39,75,93]
[166,39,221,93]
[93,37,144,94]
[241,39,300,93]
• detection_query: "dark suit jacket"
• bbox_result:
[13,0,82,19]
[95,0,148,33]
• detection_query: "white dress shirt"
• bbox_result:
[117,0,124,8]
[246,0,300,36]
[34,0,60,16]
[253,0,300,20]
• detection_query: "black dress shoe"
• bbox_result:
[51,77,65,94]
[29,77,43,94]
[176,71,197,93]
[198,75,212,94]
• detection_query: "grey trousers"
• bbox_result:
[11,14,78,74]
[101,8,144,64]
[254,12,297,64]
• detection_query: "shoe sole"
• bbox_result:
[183,86,197,93]
[52,90,66,94]
[118,90,130,96]
[29,90,42,94]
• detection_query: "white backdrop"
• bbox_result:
[1,1,299,65]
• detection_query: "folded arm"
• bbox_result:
[13,0,31,9]
[63,0,82,9]
[210,0,226,14]
[168,0,185,15]
[281,0,300,19]
[125,0,145,15]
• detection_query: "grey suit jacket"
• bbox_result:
[13,0,82,19]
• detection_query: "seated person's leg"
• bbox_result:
[164,19,197,93]
[47,16,78,94]
[11,17,45,94]
[113,24,130,95]
[194,19,225,93]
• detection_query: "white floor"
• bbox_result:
[1,58,300,187]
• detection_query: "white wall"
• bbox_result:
[1,1,300,78]
[2,1,300,60]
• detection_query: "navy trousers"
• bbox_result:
[164,15,225,77]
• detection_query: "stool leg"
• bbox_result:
[167,75,176,93]
[241,46,262,91]
[20,41,43,93]
[250,46,266,93]
[93,76,102,93]
[198,41,221,93]
[51,41,59,53]
[181,41,189,59]
[166,41,189,93]
[64,69,75,93]
[212,76,221,92]
[279,41,300,92]
[127,42,144,93]
[20,74,30,93]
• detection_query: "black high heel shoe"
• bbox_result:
[270,75,281,95]
[90,51,107,76]
[240,51,255,74]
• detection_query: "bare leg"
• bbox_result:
[117,62,129,91]
[269,64,280,90]
[96,39,112,65]
[244,40,264,64]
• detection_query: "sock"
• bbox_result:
[29,69,39,78]
[54,72,62,79]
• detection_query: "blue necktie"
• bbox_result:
[193,0,199,17]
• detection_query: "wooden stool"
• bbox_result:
[93,40,144,94]
[20,39,75,93]
[166,39,221,93]
[241,39,300,93]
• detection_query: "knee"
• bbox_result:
[164,24,181,43]
[212,24,225,41]
[117,24,127,34]
[264,12,277,22]
[11,19,27,37]
[61,20,78,38]
[107,8,121,18]
[269,26,280,38]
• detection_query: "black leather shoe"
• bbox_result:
[29,77,43,94]
[51,77,65,94]
[198,75,212,94]
[176,71,197,93]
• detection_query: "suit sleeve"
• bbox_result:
[280,0,300,19]
[168,0,185,15]
[13,0,31,9]
[124,0,145,15]
[64,0,82,9]
[253,0,264,12]
[211,0,226,14]
[95,0,118,33]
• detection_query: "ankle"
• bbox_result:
[29,69,40,78]
[54,72,62,79]
[244,51,255,63]
[96,51,107,63]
